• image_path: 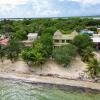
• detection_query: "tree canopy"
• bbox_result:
[6,35,24,62]
[22,33,53,66]
[0,18,100,40]
[72,34,94,54]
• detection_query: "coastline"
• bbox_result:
[0,73,100,93]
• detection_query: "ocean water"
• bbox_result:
[0,79,99,100]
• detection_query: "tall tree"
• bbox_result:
[72,34,94,54]
[6,35,23,62]
[39,34,53,57]
[22,42,45,66]
[81,47,95,62]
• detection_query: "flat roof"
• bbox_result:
[28,33,38,37]
[92,37,100,43]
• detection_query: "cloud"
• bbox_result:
[69,0,100,5]
[0,0,29,5]
[59,0,100,12]
[0,0,60,18]
[0,0,99,18]
[58,0,100,16]
[60,0,100,5]
[30,0,60,17]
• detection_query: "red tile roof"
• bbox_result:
[0,38,9,45]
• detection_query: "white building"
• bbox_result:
[92,37,100,43]
[97,28,100,34]
[92,35,100,50]
[21,33,38,46]
[27,33,38,41]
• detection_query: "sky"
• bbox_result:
[0,0,100,18]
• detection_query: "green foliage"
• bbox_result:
[15,30,27,40]
[75,25,85,32]
[72,34,94,54]
[22,43,45,65]
[81,47,95,62]
[22,33,53,66]
[0,18,100,67]
[1,24,14,33]
[0,45,6,62]
[52,44,77,67]
[61,30,72,34]
[87,58,100,78]
[0,18,100,40]
[6,35,24,62]
[88,26,97,32]
[39,34,53,56]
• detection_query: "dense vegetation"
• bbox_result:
[0,18,100,40]
[22,34,53,65]
[81,47,95,62]
[72,34,94,54]
[87,58,100,78]
[0,18,100,78]
[6,35,24,62]
[52,44,77,67]
[0,35,24,63]
[72,34,100,78]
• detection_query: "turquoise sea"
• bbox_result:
[0,79,99,100]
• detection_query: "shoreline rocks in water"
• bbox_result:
[0,73,100,94]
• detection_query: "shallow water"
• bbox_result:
[0,79,99,100]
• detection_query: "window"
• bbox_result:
[66,40,71,43]
[62,40,65,43]
[55,40,59,43]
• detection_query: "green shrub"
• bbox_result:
[52,44,77,67]
[87,58,100,78]
[81,47,95,62]
[72,34,94,54]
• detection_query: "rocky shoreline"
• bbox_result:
[0,73,100,93]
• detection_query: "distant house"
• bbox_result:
[80,29,95,35]
[0,34,8,45]
[97,28,100,34]
[27,33,38,41]
[53,30,78,47]
[92,37,100,50]
[0,38,8,45]
[91,32,100,50]
[22,33,38,46]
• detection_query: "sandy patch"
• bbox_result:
[33,55,87,79]
[0,59,31,74]
[94,51,100,61]
[0,55,88,79]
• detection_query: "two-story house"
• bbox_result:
[53,30,78,47]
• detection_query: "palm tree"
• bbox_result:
[82,47,95,62]
[87,58,100,78]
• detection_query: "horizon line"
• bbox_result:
[0,15,100,19]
